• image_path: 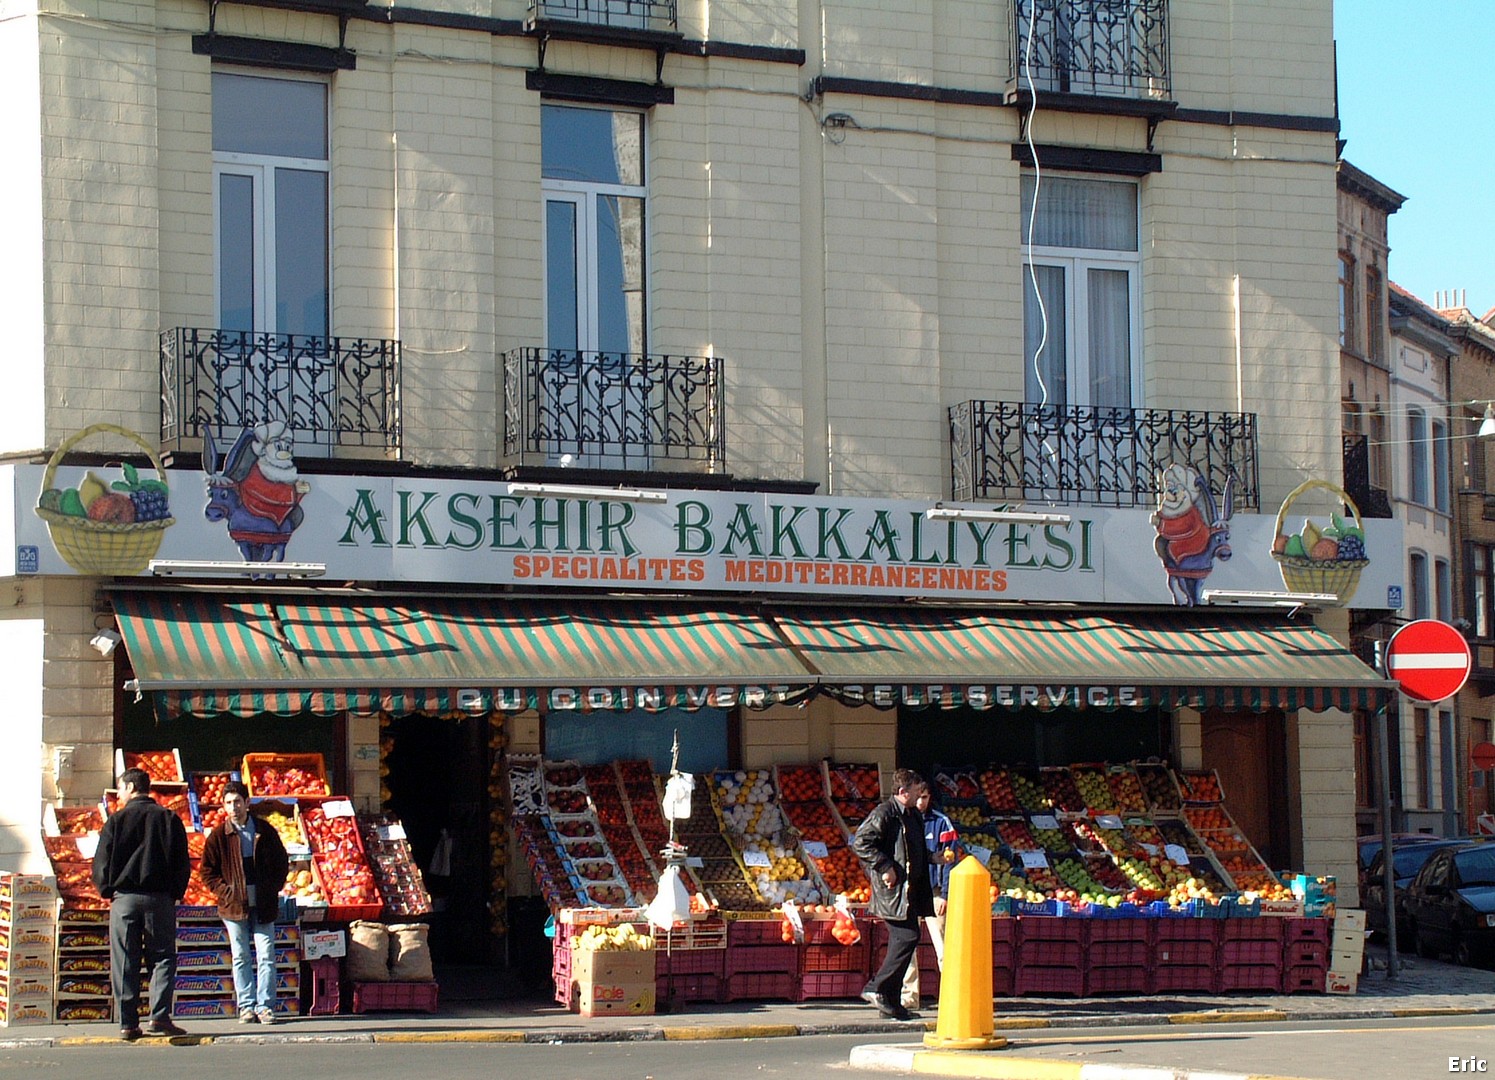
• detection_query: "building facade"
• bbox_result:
[0,0,1393,944]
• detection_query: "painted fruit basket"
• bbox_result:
[34,423,174,574]
[1271,479,1367,604]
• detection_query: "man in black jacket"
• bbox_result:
[852,768,934,1021]
[92,767,191,1040]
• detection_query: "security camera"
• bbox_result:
[90,629,122,657]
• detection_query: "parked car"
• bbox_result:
[1357,833,1443,895]
[1403,842,1495,967]
[1363,839,1471,940]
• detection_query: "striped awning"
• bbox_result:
[113,593,816,718]
[769,608,1394,713]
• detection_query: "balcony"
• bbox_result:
[1008,0,1172,108]
[1341,434,1393,519]
[502,348,724,473]
[949,400,1259,510]
[160,328,401,456]
[526,0,679,40]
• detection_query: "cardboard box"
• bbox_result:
[0,950,55,976]
[0,974,56,1011]
[0,874,56,901]
[573,949,657,1017]
[53,998,112,1023]
[0,997,55,1026]
[1331,950,1365,974]
[0,896,60,925]
[1,925,58,956]
[1325,968,1359,995]
[1333,929,1366,956]
[1335,909,1367,933]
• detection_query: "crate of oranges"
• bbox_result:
[114,748,184,784]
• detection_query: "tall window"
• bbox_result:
[1408,407,1429,505]
[1436,557,1452,621]
[1339,254,1356,351]
[1369,405,1389,489]
[1410,551,1429,621]
[1471,543,1493,638]
[541,105,646,356]
[1020,173,1140,409]
[1415,708,1432,807]
[1433,417,1450,513]
[212,72,329,337]
[1365,266,1385,363]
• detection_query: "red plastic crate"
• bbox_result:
[1284,941,1328,968]
[992,967,1014,998]
[1156,920,1222,944]
[1217,964,1282,992]
[1087,941,1150,969]
[1016,917,1087,943]
[727,918,786,946]
[796,970,866,1000]
[1154,939,1216,966]
[305,956,341,1016]
[351,980,439,1013]
[1222,917,1284,942]
[554,972,574,1008]
[725,944,799,976]
[725,970,797,1001]
[803,918,874,945]
[1148,964,1215,993]
[991,917,1016,944]
[1283,918,1331,944]
[1019,939,1085,968]
[1088,920,1152,945]
[1086,965,1149,994]
[992,941,1015,970]
[1013,964,1086,997]
[1221,939,1282,966]
[656,947,725,978]
[1282,963,1329,994]
[657,973,722,1004]
[802,943,869,974]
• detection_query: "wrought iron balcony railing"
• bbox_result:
[527,0,677,35]
[160,328,401,455]
[503,348,724,472]
[1010,0,1171,102]
[949,400,1258,510]
[1341,433,1394,519]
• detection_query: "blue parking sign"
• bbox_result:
[1386,585,1403,610]
[16,546,38,574]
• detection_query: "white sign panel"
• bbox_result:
[4,465,1404,609]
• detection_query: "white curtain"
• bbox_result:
[1020,174,1138,252]
[1087,267,1132,408]
[1024,264,1067,405]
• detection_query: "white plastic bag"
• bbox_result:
[646,864,692,929]
[661,773,694,821]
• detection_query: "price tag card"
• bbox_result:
[684,857,704,868]
[76,834,99,859]
[1140,843,1160,856]
[1164,844,1190,865]
[320,799,356,818]
[965,843,992,866]
[1030,815,1059,831]
[741,850,771,868]
[285,843,311,857]
[802,841,829,859]
[1095,815,1124,829]
[1019,850,1050,869]
[376,823,408,841]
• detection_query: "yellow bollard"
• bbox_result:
[924,856,1005,1050]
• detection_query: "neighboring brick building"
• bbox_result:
[0,0,1392,941]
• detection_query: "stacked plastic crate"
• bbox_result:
[1217,911,1284,992]
[0,874,58,1026]
[1013,916,1086,996]
[990,916,1016,997]
[722,916,798,1002]
[798,913,870,1001]
[1280,916,1332,992]
[1085,918,1152,994]
[1149,918,1219,993]
[654,917,727,1005]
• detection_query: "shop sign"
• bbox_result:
[3,463,1404,609]
[825,684,1144,710]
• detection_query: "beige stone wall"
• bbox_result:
[1296,707,1359,906]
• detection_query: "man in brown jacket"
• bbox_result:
[201,781,290,1024]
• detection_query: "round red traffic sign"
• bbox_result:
[1474,743,1495,772]
[1385,619,1472,703]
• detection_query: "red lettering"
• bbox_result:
[688,559,706,581]
[814,563,831,585]
[669,558,686,579]
[993,570,1007,590]
[851,564,868,586]
[726,560,748,582]
[513,555,530,577]
[532,555,551,575]
[553,558,569,578]
[749,561,766,582]
[832,563,849,585]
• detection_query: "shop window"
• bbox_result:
[1476,718,1493,793]
[543,706,728,774]
[212,71,330,337]
[1409,551,1429,621]
[1020,172,1140,410]
[1408,407,1429,505]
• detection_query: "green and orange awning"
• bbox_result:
[111,593,1393,718]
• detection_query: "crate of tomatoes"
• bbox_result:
[299,800,381,920]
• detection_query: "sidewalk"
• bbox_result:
[3,943,1492,1049]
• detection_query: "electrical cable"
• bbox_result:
[1020,3,1059,489]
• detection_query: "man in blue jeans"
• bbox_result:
[201,781,290,1024]
[92,768,191,1040]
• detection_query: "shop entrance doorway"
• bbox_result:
[1201,709,1291,870]
[383,714,495,964]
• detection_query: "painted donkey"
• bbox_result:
[1151,462,1234,607]
[203,422,310,564]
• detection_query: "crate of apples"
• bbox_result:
[300,807,381,915]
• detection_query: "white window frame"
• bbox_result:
[1021,175,1142,410]
[212,70,331,337]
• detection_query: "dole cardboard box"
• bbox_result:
[573,949,656,1017]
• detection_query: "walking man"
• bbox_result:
[92,767,191,1040]
[901,786,960,1010]
[852,768,934,1021]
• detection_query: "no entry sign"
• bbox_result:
[1385,619,1472,703]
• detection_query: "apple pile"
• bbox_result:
[1135,765,1182,811]
[979,768,1022,813]
[1008,770,1047,812]
[1071,767,1116,812]
[946,804,986,830]
[994,820,1038,850]
[1040,769,1086,813]
[935,770,980,801]
[1108,769,1149,814]
[281,864,324,904]
[301,807,379,908]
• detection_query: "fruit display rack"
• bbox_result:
[773,764,870,903]
[711,769,829,908]
[357,812,434,918]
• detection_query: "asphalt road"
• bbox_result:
[1,1017,1492,1080]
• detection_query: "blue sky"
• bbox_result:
[1334,0,1493,317]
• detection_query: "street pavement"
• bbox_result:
[3,942,1492,1079]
